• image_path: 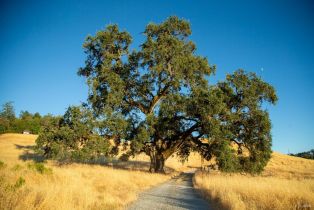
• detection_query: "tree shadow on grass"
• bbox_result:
[15,144,176,174]
[15,144,45,162]
[109,160,176,174]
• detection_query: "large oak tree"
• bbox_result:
[78,16,277,173]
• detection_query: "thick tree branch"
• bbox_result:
[148,83,171,113]
[124,97,148,114]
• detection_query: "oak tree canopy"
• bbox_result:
[77,16,277,173]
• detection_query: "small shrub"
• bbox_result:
[27,162,52,174]
[11,164,23,171]
[4,177,26,192]
[13,177,25,189]
[0,160,6,169]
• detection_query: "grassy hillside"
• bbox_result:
[0,133,210,209]
[2,133,313,210]
[0,134,170,210]
[194,151,314,210]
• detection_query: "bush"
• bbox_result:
[36,106,111,163]
[13,177,25,189]
[0,160,6,169]
[27,162,52,174]
[2,176,26,192]
[11,164,23,171]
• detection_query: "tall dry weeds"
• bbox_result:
[0,134,169,210]
[194,152,314,210]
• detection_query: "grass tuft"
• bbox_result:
[27,162,52,174]
[0,160,6,169]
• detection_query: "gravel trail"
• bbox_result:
[127,170,211,210]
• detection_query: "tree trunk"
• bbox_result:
[145,140,178,173]
[149,154,165,173]
[148,148,166,173]
[154,153,165,173]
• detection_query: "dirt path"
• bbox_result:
[127,170,211,210]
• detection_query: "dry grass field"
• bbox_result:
[0,133,170,210]
[194,152,314,210]
[2,133,313,210]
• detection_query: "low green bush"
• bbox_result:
[0,160,6,169]
[11,164,23,171]
[27,162,52,174]
[13,177,25,189]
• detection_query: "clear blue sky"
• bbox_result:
[1,0,313,153]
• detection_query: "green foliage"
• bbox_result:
[36,106,111,162]
[11,164,23,171]
[0,102,15,120]
[289,149,314,160]
[27,162,52,174]
[0,160,6,169]
[0,102,15,133]
[0,176,26,193]
[76,16,278,173]
[211,140,240,172]
[0,102,59,134]
[215,70,277,173]
[13,177,25,189]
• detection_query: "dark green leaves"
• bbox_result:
[36,106,111,162]
[75,17,277,173]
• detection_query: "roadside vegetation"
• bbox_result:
[0,134,169,210]
[194,152,314,210]
[2,133,314,210]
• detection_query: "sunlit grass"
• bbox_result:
[0,134,169,210]
[194,152,314,210]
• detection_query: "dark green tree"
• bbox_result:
[0,102,16,133]
[36,106,110,162]
[289,149,314,160]
[15,111,41,134]
[0,102,15,120]
[78,16,277,173]
[0,102,56,134]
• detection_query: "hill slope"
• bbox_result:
[0,134,169,210]
[194,150,314,210]
[1,133,314,210]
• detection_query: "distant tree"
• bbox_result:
[36,106,111,162]
[0,102,56,134]
[78,16,277,173]
[0,102,15,120]
[14,110,42,134]
[33,112,41,119]
[289,149,314,160]
[20,111,33,120]
[0,102,16,133]
[0,117,9,134]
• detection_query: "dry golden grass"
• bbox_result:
[3,133,312,210]
[0,134,169,210]
[0,133,39,164]
[194,152,314,210]
[263,152,314,179]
